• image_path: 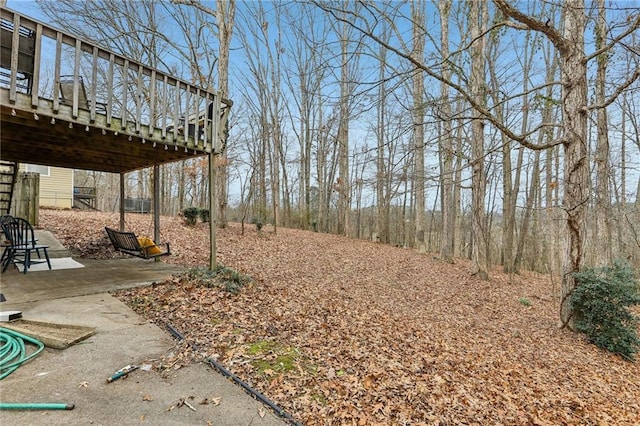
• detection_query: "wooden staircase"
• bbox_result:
[73,198,99,211]
[0,160,18,215]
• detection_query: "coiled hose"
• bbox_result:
[0,326,45,380]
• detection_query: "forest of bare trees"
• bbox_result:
[31,1,639,296]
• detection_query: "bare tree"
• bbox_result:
[312,0,638,322]
[282,3,332,230]
[438,0,455,263]
[170,0,236,229]
[593,0,612,265]
[337,3,351,237]
[412,0,427,253]
[494,0,640,326]
[376,29,389,244]
[469,0,490,279]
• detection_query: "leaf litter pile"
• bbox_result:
[41,210,639,425]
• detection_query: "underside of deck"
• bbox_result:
[1,91,208,173]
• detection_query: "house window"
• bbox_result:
[25,164,50,176]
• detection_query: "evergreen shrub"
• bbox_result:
[570,261,640,361]
[182,207,199,226]
[199,208,210,223]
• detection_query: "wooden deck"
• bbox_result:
[0,7,231,173]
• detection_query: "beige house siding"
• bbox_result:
[21,164,74,209]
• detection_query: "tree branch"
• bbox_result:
[313,0,565,151]
[586,13,640,62]
[171,0,218,17]
[492,0,569,54]
[587,67,640,111]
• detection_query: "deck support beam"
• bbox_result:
[153,164,160,261]
[209,150,217,270]
[119,172,125,231]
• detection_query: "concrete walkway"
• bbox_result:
[0,232,288,425]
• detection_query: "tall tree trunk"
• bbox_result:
[469,0,489,279]
[178,162,185,213]
[269,127,280,231]
[594,0,612,265]
[258,116,268,223]
[439,0,454,263]
[453,101,464,258]
[493,0,592,327]
[269,9,284,232]
[317,109,328,233]
[215,0,235,229]
[376,31,387,244]
[558,0,589,327]
[412,0,426,253]
[337,12,351,237]
[617,87,628,256]
[492,27,536,273]
[514,150,541,271]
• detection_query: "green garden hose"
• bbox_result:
[0,328,74,411]
[0,402,74,410]
[0,326,45,380]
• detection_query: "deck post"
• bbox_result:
[209,150,217,270]
[153,165,160,261]
[119,172,125,231]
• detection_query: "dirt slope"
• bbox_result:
[40,209,640,425]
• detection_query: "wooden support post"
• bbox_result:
[119,172,125,231]
[209,150,217,270]
[13,172,39,225]
[153,164,160,261]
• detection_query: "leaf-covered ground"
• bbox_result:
[40,209,640,425]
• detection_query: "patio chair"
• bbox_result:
[1,217,51,273]
[0,20,36,94]
[165,101,217,142]
[0,214,15,266]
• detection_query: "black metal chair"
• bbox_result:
[0,214,16,267]
[1,217,51,273]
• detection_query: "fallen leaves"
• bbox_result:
[199,396,222,406]
[40,210,640,425]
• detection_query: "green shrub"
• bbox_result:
[518,297,531,307]
[570,261,640,361]
[199,209,210,223]
[182,266,252,294]
[182,207,199,226]
[251,218,263,231]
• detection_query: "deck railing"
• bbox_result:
[0,7,230,154]
[73,186,96,199]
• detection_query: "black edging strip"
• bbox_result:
[166,323,185,340]
[165,323,302,426]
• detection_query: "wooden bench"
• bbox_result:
[104,227,170,259]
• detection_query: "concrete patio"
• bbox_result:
[0,230,184,304]
[0,231,289,426]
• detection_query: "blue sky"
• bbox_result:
[5,0,639,206]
